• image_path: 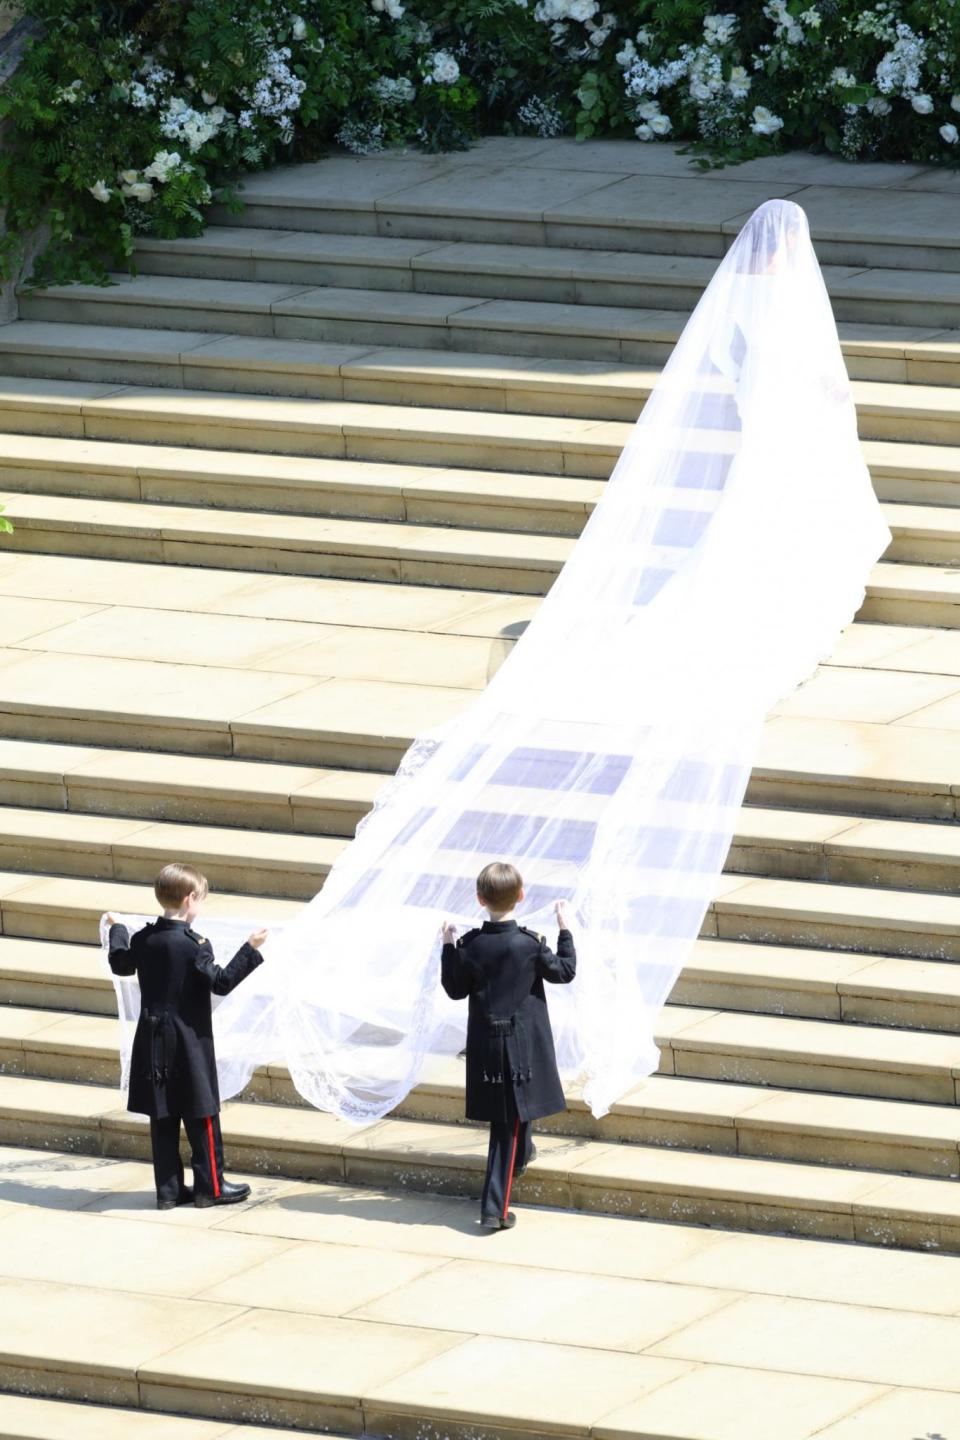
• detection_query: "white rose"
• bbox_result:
[866,96,891,115]
[649,113,672,135]
[751,105,784,136]
[940,123,959,144]
[911,94,934,114]
[568,0,598,20]
[88,180,112,203]
[615,39,637,67]
[118,169,140,185]
[292,15,307,39]
[635,122,654,140]
[728,65,751,98]
[690,80,713,101]
[124,181,155,202]
[636,100,660,120]
[786,26,803,43]
[201,90,217,104]
[952,95,960,112]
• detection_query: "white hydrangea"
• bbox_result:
[88,180,112,203]
[128,82,156,110]
[534,0,598,21]
[143,150,183,183]
[371,0,405,16]
[751,104,784,135]
[911,93,933,114]
[291,15,307,40]
[875,23,926,96]
[373,75,416,105]
[624,50,691,100]
[866,96,892,115]
[799,7,821,27]
[160,98,224,152]
[703,14,737,46]
[425,50,460,85]
[830,67,857,87]
[940,122,959,143]
[247,47,306,121]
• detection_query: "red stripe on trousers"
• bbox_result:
[503,1116,520,1219]
[205,1116,220,1198]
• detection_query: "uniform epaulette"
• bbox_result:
[458,927,481,947]
[186,927,208,945]
[518,925,544,945]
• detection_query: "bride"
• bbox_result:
[104,199,891,1124]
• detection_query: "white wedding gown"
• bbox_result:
[103,198,891,1122]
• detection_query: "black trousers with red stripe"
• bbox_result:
[149,1112,224,1204]
[481,1114,532,1221]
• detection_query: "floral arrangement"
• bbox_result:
[1,0,957,287]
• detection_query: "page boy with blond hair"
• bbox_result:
[106,861,267,1210]
[441,861,576,1230]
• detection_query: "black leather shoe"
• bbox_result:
[517,1143,538,1178]
[157,1187,194,1211]
[194,1180,250,1209]
[480,1211,516,1231]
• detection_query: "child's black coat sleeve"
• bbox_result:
[107,922,137,976]
[441,941,475,1001]
[193,940,263,996]
[537,928,577,985]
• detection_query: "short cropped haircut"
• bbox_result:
[476,861,523,910]
[155,862,209,908]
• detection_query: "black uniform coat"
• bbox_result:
[108,917,263,1120]
[441,919,576,1124]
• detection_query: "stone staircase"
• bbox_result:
[3,143,960,1436]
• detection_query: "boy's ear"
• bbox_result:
[517,887,525,902]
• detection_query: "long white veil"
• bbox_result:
[104,199,891,1122]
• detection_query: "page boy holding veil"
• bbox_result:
[441,861,577,1230]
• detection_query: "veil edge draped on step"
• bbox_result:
[103,199,891,1123]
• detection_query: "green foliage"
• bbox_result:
[0,0,957,287]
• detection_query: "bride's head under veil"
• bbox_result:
[102,199,891,1124]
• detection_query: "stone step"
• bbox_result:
[9,729,960,896]
[5,1133,960,1440]
[4,428,960,540]
[0,427,602,535]
[2,489,960,618]
[4,1071,960,1252]
[213,156,960,274]
[7,992,960,1134]
[0,864,958,960]
[0,1393,322,1440]
[0,621,958,804]
[0,872,297,945]
[2,374,959,500]
[20,278,960,388]
[0,806,343,899]
[5,929,960,1034]
[129,228,960,332]
[5,320,960,424]
[0,489,569,594]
